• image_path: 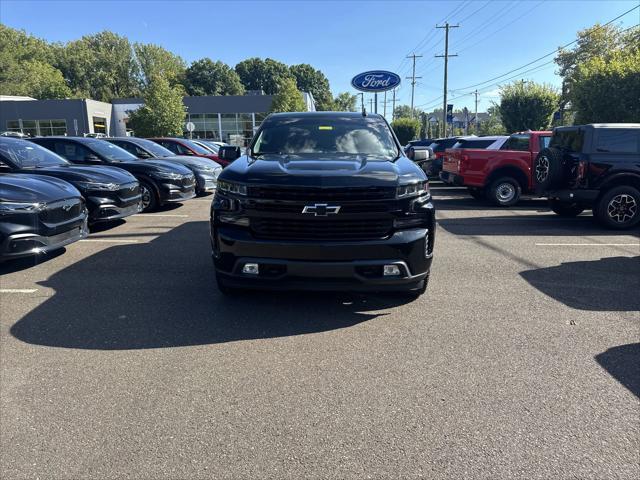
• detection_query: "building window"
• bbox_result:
[38,119,67,136]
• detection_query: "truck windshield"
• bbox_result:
[252,116,399,160]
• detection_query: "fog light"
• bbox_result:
[383,265,401,276]
[242,263,259,275]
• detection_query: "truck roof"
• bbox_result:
[555,124,640,130]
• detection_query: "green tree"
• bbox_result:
[56,31,140,101]
[571,49,640,123]
[478,105,507,135]
[127,75,186,137]
[289,64,333,110]
[134,43,185,88]
[391,117,421,145]
[184,58,244,96]
[393,105,422,119]
[235,57,292,94]
[498,80,559,132]
[2,60,71,99]
[269,77,306,112]
[0,25,69,98]
[555,24,639,123]
[333,92,357,111]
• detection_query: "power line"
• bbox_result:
[454,3,640,91]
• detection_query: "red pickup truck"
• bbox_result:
[440,131,552,206]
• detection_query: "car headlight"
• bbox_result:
[0,201,46,215]
[75,181,120,191]
[151,171,183,180]
[396,181,429,199]
[217,180,247,195]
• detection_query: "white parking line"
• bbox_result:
[535,243,640,246]
[0,289,38,294]
[80,239,140,243]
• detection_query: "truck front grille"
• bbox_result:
[251,218,392,240]
[248,185,395,201]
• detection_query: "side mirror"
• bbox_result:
[84,154,101,162]
[412,149,429,162]
[138,151,153,159]
[218,146,241,162]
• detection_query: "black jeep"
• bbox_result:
[534,124,640,229]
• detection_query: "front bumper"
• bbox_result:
[195,173,217,193]
[0,217,88,261]
[87,196,142,223]
[159,183,197,203]
[212,226,435,292]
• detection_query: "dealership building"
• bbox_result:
[0,91,315,145]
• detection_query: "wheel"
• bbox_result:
[468,187,485,201]
[139,180,159,212]
[534,147,565,191]
[549,199,584,217]
[488,177,521,207]
[593,186,640,230]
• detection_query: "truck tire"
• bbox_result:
[593,185,640,230]
[468,187,485,201]
[549,199,584,217]
[488,177,521,207]
[534,147,564,191]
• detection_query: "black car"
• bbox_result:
[534,123,640,229]
[30,137,196,212]
[0,173,88,261]
[424,137,465,177]
[0,137,141,224]
[103,137,221,196]
[210,112,435,296]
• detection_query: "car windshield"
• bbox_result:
[0,139,69,168]
[85,139,138,161]
[252,115,399,160]
[131,138,175,157]
[179,139,211,155]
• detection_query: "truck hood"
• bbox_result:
[221,154,424,187]
[0,174,81,203]
[22,165,137,184]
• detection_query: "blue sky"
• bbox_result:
[1,0,639,116]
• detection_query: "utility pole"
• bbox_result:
[369,98,374,113]
[392,88,397,120]
[435,22,458,137]
[405,53,423,117]
[383,90,387,118]
[474,89,479,133]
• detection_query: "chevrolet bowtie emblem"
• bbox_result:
[302,203,341,216]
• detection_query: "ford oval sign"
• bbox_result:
[351,71,401,93]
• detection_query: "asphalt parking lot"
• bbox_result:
[1,184,638,479]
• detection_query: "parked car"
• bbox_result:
[404,139,435,152]
[104,137,221,196]
[440,131,551,206]
[0,137,141,224]
[424,136,467,177]
[1,131,30,138]
[0,173,88,262]
[534,123,640,229]
[148,137,226,166]
[191,140,219,154]
[211,112,435,297]
[30,137,196,212]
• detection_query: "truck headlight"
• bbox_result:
[217,180,247,196]
[397,181,429,198]
[0,201,46,215]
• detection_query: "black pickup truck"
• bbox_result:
[210,112,435,296]
[534,124,640,229]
